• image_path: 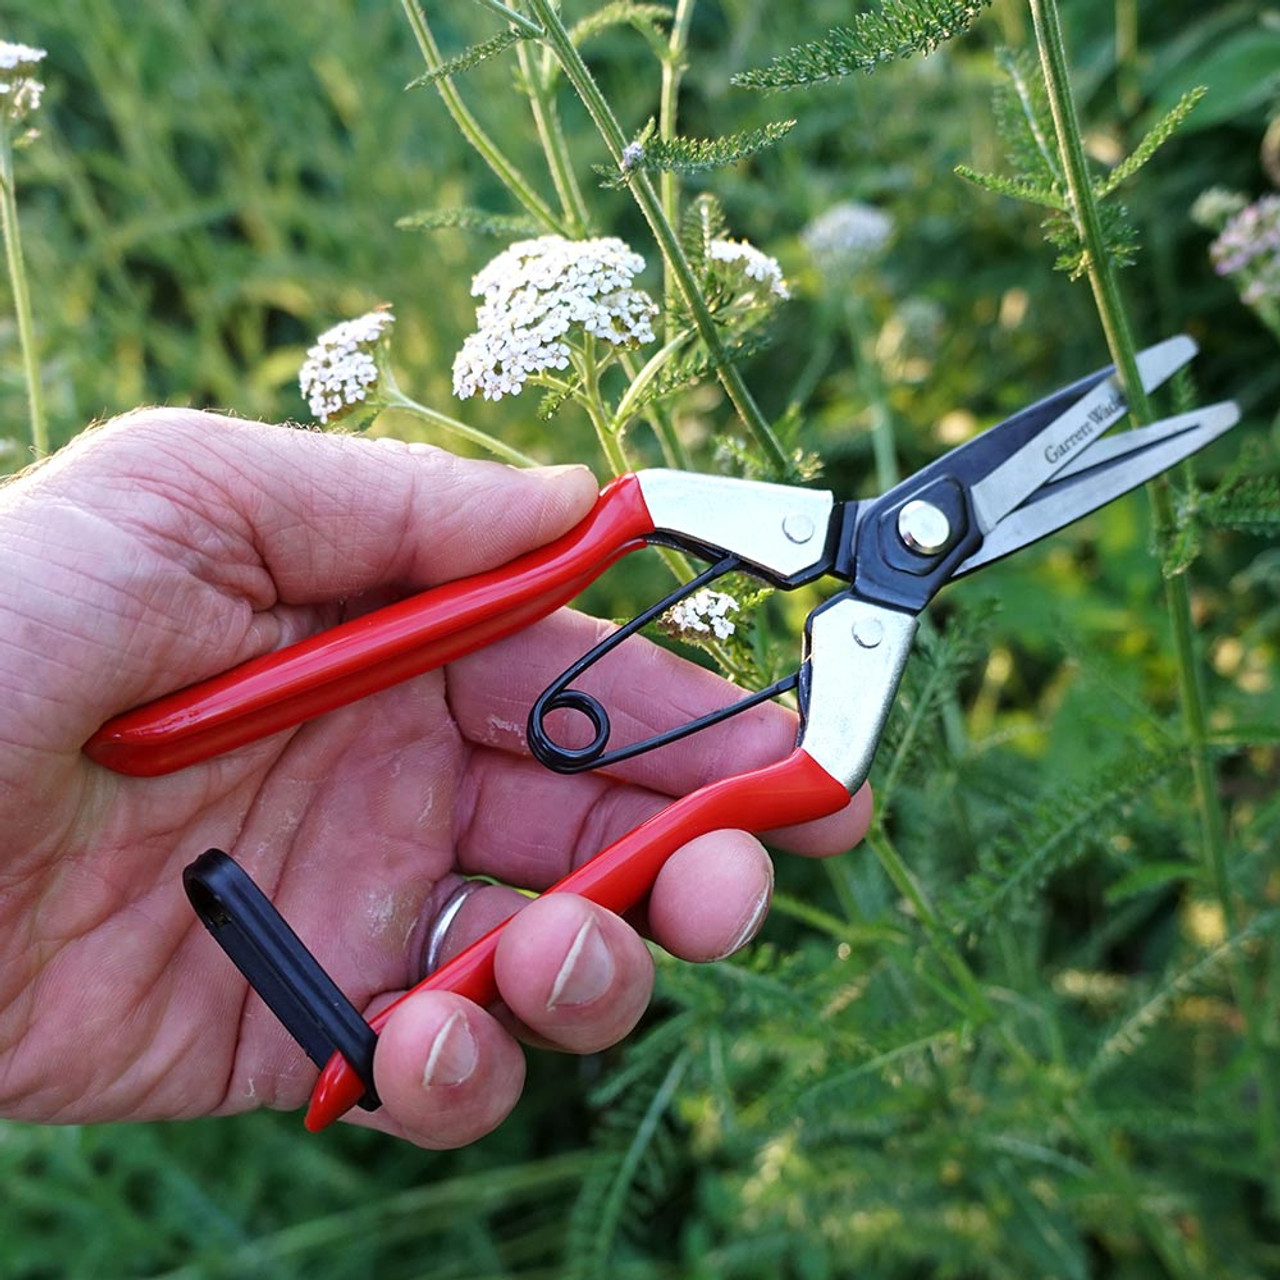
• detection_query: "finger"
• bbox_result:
[33,410,598,713]
[449,607,804,797]
[645,831,774,962]
[372,991,525,1149]
[71,410,601,600]
[455,744,871,891]
[493,894,653,1054]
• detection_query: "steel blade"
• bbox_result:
[967,335,1198,533]
[953,400,1240,577]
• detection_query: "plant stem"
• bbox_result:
[401,0,563,233]
[0,131,48,455]
[525,0,790,476]
[659,0,696,328]
[843,294,899,488]
[383,384,536,466]
[577,340,630,477]
[469,0,543,38]
[1029,0,1276,1187]
[517,40,590,234]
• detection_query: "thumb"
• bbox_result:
[67,409,602,604]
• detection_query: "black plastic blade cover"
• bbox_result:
[183,849,380,1111]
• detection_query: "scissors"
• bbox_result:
[85,334,1238,1132]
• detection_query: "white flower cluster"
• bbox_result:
[453,235,657,401]
[662,588,739,641]
[298,308,394,423]
[706,238,790,300]
[802,201,894,271]
[0,41,46,125]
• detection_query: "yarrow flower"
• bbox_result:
[299,307,394,423]
[802,201,894,272]
[1190,187,1249,235]
[706,238,790,301]
[1209,196,1280,315]
[0,41,46,126]
[452,235,657,402]
[1210,196,1280,279]
[661,588,739,642]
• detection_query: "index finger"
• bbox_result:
[447,606,806,794]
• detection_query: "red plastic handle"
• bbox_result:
[85,475,654,776]
[304,746,850,1131]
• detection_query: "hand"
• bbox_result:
[0,410,871,1147]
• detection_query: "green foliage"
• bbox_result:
[569,1,672,48]
[394,206,541,236]
[3,0,1280,1277]
[600,119,796,187]
[958,51,1204,278]
[732,0,992,90]
[1166,444,1280,574]
[405,29,529,87]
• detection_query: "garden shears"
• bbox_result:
[85,334,1238,1131]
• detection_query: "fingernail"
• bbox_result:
[548,919,614,1010]
[421,1011,478,1090]
[713,876,773,961]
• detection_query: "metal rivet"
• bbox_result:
[782,512,816,544]
[897,499,952,555]
[853,617,884,649]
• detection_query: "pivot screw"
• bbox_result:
[897,499,952,555]
[782,512,816,544]
[853,617,884,649]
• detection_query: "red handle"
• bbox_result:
[85,475,654,776]
[304,746,850,1131]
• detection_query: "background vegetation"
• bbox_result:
[2,0,1279,1276]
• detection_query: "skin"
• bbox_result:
[0,410,871,1148]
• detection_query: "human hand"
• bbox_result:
[0,411,871,1147]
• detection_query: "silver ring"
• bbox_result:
[422,880,487,975]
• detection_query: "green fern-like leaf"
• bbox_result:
[1045,201,1140,279]
[953,742,1185,933]
[1202,474,1280,535]
[630,332,774,413]
[395,206,541,236]
[954,164,1065,211]
[405,29,528,86]
[733,0,991,90]
[607,119,796,186]
[563,1051,690,1279]
[991,47,1059,185]
[537,375,584,422]
[681,191,729,272]
[570,1,671,46]
[1096,87,1207,199]
[1087,909,1280,1082]
[1164,447,1280,574]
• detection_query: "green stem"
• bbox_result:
[469,0,543,38]
[401,0,563,233]
[525,0,789,476]
[610,330,692,430]
[659,0,696,330]
[866,827,992,1019]
[383,384,536,466]
[1029,0,1276,1188]
[517,40,590,234]
[0,131,48,456]
[843,294,898,489]
[577,341,630,477]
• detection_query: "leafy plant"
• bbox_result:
[1,0,1278,1277]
